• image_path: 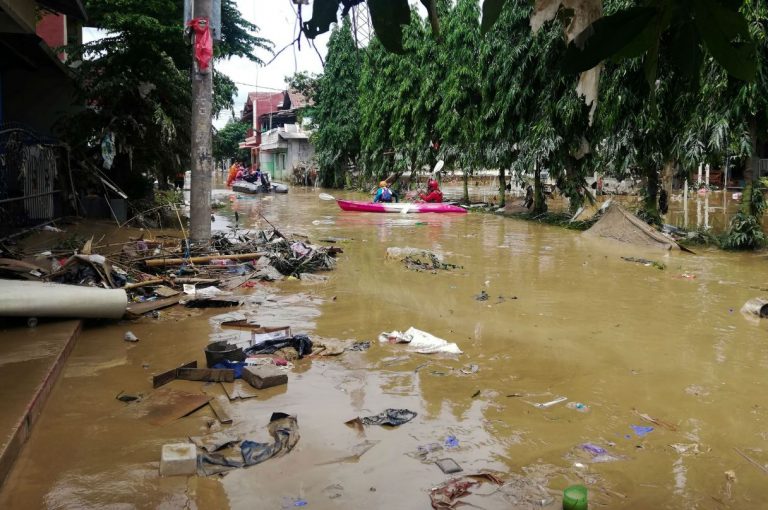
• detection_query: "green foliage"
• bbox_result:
[286,71,320,102]
[723,182,767,249]
[61,0,271,198]
[304,0,757,82]
[213,119,250,163]
[723,212,766,250]
[313,18,361,187]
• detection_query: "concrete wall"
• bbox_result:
[2,64,77,135]
[0,0,37,32]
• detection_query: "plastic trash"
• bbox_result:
[347,408,417,427]
[530,396,567,409]
[124,331,139,342]
[435,458,462,474]
[566,402,589,412]
[444,435,459,448]
[563,485,588,510]
[378,327,462,354]
[581,443,607,456]
[631,425,654,437]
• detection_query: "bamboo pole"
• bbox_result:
[145,252,265,267]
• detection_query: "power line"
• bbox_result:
[231,81,283,91]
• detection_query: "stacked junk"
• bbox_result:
[0,227,341,323]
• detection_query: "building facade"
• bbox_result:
[239,89,314,182]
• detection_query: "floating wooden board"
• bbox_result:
[208,396,234,424]
[152,360,197,389]
[176,368,235,383]
[221,380,260,400]
[136,388,211,426]
[126,294,182,317]
[153,285,181,298]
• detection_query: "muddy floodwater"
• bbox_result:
[3,185,768,509]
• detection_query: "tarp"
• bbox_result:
[583,203,680,250]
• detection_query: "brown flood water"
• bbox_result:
[3,183,768,509]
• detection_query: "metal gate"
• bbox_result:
[0,126,63,239]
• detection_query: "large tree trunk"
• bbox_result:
[462,168,470,204]
[532,164,546,214]
[643,166,660,224]
[498,167,506,207]
[661,160,675,192]
[747,116,758,184]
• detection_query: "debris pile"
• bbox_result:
[0,226,342,321]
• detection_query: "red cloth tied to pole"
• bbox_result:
[187,17,213,71]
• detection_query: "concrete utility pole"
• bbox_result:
[189,0,213,243]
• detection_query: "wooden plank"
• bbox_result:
[123,279,165,290]
[152,360,197,389]
[176,368,234,383]
[145,252,266,267]
[125,295,182,317]
[139,389,211,426]
[208,396,233,424]
[220,380,260,400]
[153,285,181,298]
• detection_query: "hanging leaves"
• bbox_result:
[562,7,657,73]
[481,0,508,34]
[367,0,411,53]
[692,0,756,81]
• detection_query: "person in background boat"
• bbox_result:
[418,178,443,203]
[373,181,397,203]
[226,161,240,187]
[260,170,272,192]
[234,162,245,182]
[243,164,261,184]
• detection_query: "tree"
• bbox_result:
[302,0,759,92]
[313,18,361,187]
[358,38,398,182]
[61,0,271,196]
[437,0,483,204]
[213,118,250,164]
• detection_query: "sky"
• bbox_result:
[214,0,331,127]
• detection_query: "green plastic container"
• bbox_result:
[562,485,588,510]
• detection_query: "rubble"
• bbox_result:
[0,225,341,321]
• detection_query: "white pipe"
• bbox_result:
[684,179,689,227]
[0,281,127,319]
[698,164,703,185]
[705,164,710,187]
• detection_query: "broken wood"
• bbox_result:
[734,447,768,475]
[176,368,235,383]
[170,277,221,285]
[123,279,166,290]
[153,285,181,298]
[145,252,266,268]
[153,361,197,389]
[221,380,260,400]
[207,396,233,424]
[138,389,211,426]
[125,294,182,317]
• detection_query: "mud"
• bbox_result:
[2,182,768,509]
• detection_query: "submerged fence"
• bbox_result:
[0,126,65,239]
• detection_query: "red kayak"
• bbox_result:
[337,199,467,214]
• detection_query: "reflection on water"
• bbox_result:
[3,183,768,509]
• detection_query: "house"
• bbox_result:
[239,89,315,182]
[0,0,86,238]
[1,0,85,133]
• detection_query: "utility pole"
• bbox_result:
[189,0,213,243]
